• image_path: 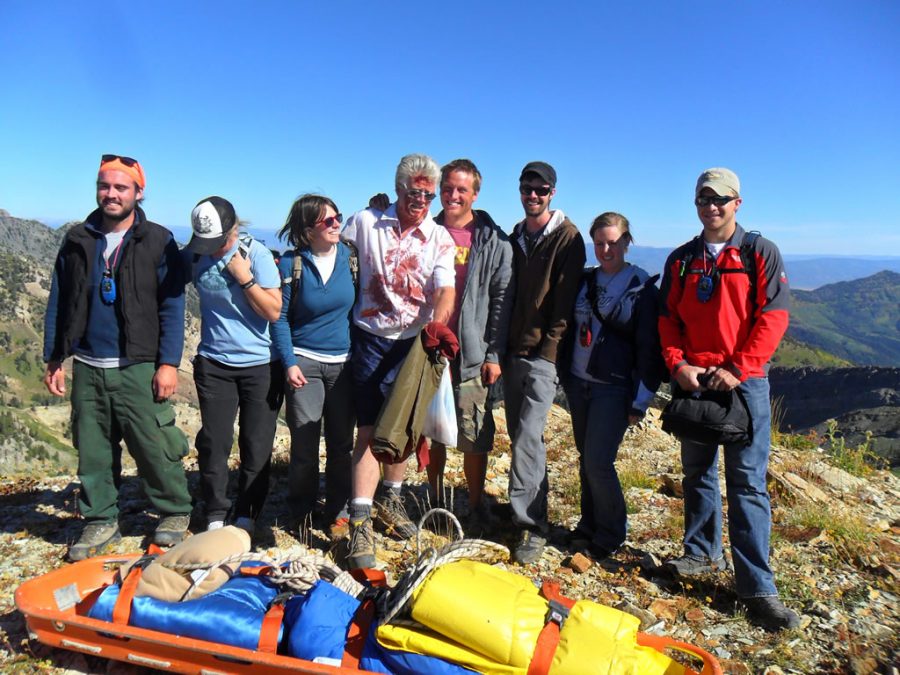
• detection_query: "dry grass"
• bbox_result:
[784,502,876,563]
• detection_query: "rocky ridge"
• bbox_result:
[1,404,898,674]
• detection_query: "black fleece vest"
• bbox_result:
[51,209,173,362]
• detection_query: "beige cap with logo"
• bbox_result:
[696,167,740,197]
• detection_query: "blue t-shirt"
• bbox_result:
[192,236,280,367]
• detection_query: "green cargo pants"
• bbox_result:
[71,360,192,523]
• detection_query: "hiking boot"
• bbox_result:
[374,490,417,539]
[743,596,801,632]
[329,516,350,541]
[664,555,728,578]
[153,514,190,547]
[512,529,546,565]
[68,522,121,561]
[562,526,593,551]
[347,516,376,569]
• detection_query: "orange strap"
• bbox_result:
[527,580,577,675]
[257,600,285,654]
[111,549,162,625]
[342,597,376,669]
[341,568,387,669]
[239,564,276,577]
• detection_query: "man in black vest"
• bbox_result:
[43,154,192,561]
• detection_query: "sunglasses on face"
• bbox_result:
[519,184,552,197]
[695,195,737,207]
[315,214,344,228]
[405,188,436,202]
[101,154,139,167]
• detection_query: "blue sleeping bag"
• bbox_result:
[282,579,476,674]
[88,562,281,651]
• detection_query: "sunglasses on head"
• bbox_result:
[315,213,344,228]
[695,195,736,207]
[405,188,436,202]
[519,184,552,197]
[101,154,139,167]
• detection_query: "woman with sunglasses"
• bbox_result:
[186,196,283,536]
[271,195,357,539]
[560,212,666,561]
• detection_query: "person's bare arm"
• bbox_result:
[431,286,455,325]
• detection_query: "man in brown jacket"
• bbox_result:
[504,161,586,563]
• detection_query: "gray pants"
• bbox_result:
[284,356,355,523]
[503,355,558,531]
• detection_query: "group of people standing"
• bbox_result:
[42,153,799,632]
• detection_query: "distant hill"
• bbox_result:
[782,257,900,290]
[771,335,851,368]
[0,209,69,262]
[788,271,900,366]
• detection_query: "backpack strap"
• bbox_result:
[678,231,762,316]
[582,268,605,326]
[286,251,304,326]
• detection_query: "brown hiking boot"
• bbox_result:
[347,516,376,569]
[68,522,121,561]
[153,514,190,547]
[374,490,417,539]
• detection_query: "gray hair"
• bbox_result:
[395,153,440,193]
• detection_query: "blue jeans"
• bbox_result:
[503,355,558,531]
[680,377,776,597]
[562,376,631,552]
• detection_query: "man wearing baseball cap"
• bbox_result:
[43,154,193,560]
[658,168,799,630]
[505,161,585,564]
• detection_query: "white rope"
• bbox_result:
[382,512,509,626]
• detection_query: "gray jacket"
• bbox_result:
[436,209,514,381]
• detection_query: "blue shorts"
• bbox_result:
[351,327,416,426]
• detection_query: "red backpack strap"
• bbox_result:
[111,552,159,625]
[527,580,577,675]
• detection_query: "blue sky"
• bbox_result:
[1,1,898,255]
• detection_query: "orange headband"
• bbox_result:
[98,154,146,189]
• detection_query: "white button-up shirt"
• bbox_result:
[343,204,455,340]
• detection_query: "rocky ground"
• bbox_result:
[1,403,898,674]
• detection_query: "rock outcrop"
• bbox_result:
[770,366,900,465]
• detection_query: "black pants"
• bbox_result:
[193,356,283,522]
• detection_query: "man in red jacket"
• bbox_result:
[658,168,799,631]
